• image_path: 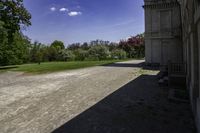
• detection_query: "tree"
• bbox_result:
[39,45,49,62]
[49,40,65,61]
[59,49,75,61]
[119,34,145,58]
[11,33,31,64]
[88,45,110,60]
[67,43,80,50]
[119,40,133,58]
[81,42,89,50]
[51,40,65,50]
[74,49,88,61]
[30,41,41,63]
[47,46,58,61]
[108,42,118,51]
[0,0,31,66]
[0,0,31,43]
[35,51,42,64]
[0,32,31,65]
[0,21,8,65]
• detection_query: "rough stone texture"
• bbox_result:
[0,60,195,133]
[177,1,200,132]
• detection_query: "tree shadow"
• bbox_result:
[52,74,195,133]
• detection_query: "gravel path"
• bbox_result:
[0,60,195,133]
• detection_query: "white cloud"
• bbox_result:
[59,8,69,12]
[68,11,82,16]
[50,7,56,11]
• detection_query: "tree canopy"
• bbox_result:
[0,0,31,42]
[0,0,31,66]
[51,40,65,50]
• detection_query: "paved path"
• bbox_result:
[0,60,195,133]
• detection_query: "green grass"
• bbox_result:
[5,60,125,74]
[0,66,18,73]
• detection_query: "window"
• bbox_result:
[160,10,172,31]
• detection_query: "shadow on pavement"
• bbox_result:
[103,61,160,71]
[52,74,195,133]
[103,62,144,68]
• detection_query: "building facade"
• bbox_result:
[144,0,200,132]
[144,0,183,65]
[178,0,200,132]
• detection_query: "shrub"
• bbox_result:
[59,50,75,61]
[74,49,89,61]
[111,49,127,59]
[88,45,110,60]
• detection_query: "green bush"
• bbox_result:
[74,49,89,61]
[111,49,127,59]
[59,50,75,61]
[88,45,110,60]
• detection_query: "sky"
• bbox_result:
[23,0,144,45]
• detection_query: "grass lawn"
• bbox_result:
[2,60,125,74]
[0,66,18,73]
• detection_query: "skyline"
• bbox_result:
[23,0,144,45]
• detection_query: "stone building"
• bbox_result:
[144,0,200,132]
[177,0,200,132]
[144,0,183,65]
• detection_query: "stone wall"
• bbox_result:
[198,98,200,133]
[174,0,200,132]
[144,0,200,132]
[196,4,200,131]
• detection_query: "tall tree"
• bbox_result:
[0,0,31,42]
[0,0,31,65]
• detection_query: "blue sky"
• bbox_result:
[23,0,144,45]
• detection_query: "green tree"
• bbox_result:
[59,49,75,61]
[46,46,57,61]
[49,40,65,61]
[39,45,50,62]
[51,40,65,50]
[0,0,31,66]
[74,49,88,61]
[35,51,42,64]
[11,33,31,64]
[0,21,8,65]
[0,32,31,65]
[0,0,31,43]
[30,41,40,62]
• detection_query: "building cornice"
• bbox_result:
[143,2,180,9]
